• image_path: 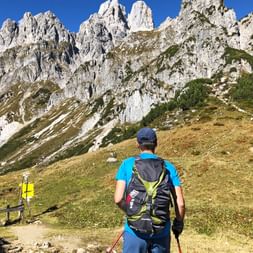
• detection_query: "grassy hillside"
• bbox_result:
[0,101,253,252]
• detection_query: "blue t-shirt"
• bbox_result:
[115,152,181,239]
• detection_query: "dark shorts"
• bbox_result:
[123,231,170,253]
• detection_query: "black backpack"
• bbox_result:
[125,156,173,234]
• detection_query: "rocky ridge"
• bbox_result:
[0,0,253,172]
[0,11,74,52]
[128,1,154,32]
[239,13,253,54]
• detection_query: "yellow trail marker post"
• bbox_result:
[21,183,34,199]
[19,172,34,218]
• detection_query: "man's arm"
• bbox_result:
[114,180,127,212]
[171,186,185,237]
[174,186,185,221]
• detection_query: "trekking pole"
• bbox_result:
[106,230,124,253]
[175,235,182,253]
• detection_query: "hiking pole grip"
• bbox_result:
[106,230,124,253]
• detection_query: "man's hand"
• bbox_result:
[117,199,127,212]
[172,218,184,238]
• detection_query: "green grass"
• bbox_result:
[0,83,25,122]
[155,45,180,73]
[52,143,94,163]
[1,104,252,235]
[101,124,141,148]
[31,88,52,105]
[23,81,60,121]
[55,191,123,228]
[224,47,253,69]
[51,128,102,164]
[0,227,16,241]
[163,45,180,58]
[102,99,115,120]
[0,119,40,162]
[0,99,91,174]
[0,99,253,252]
[28,150,126,228]
[188,206,253,237]
[140,100,177,127]
[0,87,253,252]
[91,96,104,114]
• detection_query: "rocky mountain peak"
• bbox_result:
[0,19,18,44]
[19,11,72,43]
[98,0,127,26]
[1,18,16,30]
[181,0,224,12]
[76,0,129,62]
[0,10,73,52]
[23,11,33,19]
[128,0,154,32]
[0,0,253,169]
[98,0,119,16]
[239,13,253,53]
[97,0,128,40]
[178,0,239,48]
[0,17,17,45]
[180,0,225,19]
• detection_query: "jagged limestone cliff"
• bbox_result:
[0,0,252,173]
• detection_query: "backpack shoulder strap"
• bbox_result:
[134,155,142,161]
[155,156,164,162]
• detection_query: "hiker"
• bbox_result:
[114,127,185,253]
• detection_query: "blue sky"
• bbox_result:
[0,0,252,32]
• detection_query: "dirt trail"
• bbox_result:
[10,224,83,252]
[11,224,49,245]
[8,224,253,253]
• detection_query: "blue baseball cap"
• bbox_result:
[137,127,157,145]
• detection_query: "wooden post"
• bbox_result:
[18,199,24,221]
[19,203,24,223]
[18,176,24,221]
[22,172,33,220]
[6,205,10,224]
[24,173,31,218]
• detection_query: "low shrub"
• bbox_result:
[230,73,253,102]
[140,100,177,127]
[176,79,211,110]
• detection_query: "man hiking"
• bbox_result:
[114,127,185,253]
